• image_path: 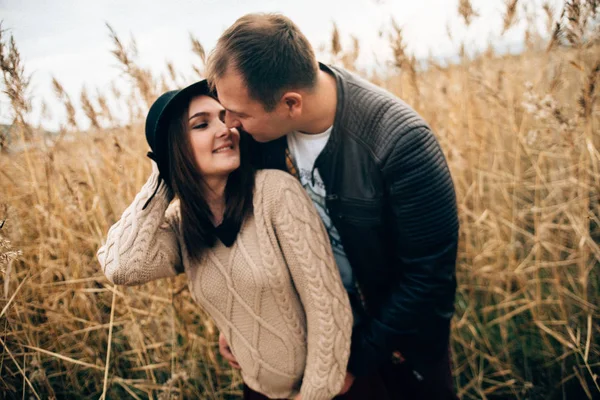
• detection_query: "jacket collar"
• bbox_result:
[308,62,349,193]
[316,62,346,158]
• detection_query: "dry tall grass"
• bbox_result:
[1,1,599,399]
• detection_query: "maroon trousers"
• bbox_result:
[243,349,457,400]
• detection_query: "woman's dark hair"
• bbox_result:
[166,94,255,262]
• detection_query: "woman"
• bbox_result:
[97,80,352,400]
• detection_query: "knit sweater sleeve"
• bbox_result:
[268,171,353,400]
[97,164,182,285]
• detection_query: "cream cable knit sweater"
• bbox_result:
[97,168,352,400]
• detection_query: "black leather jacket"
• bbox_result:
[249,63,459,378]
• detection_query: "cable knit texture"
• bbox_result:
[97,168,352,400]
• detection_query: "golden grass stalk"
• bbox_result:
[328,23,361,72]
[547,17,564,52]
[389,17,407,70]
[80,86,101,130]
[0,22,32,143]
[190,33,206,78]
[561,0,599,49]
[543,2,556,35]
[166,61,177,83]
[52,77,79,131]
[389,18,419,103]
[0,336,42,400]
[502,0,520,34]
[96,88,115,126]
[339,35,360,71]
[458,0,479,27]
[565,0,585,47]
[578,60,600,119]
[330,22,342,58]
[100,287,118,400]
[106,23,156,107]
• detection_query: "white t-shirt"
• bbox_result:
[287,127,356,296]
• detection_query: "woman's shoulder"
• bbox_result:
[255,169,301,191]
[254,169,304,210]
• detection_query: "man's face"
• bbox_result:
[215,68,294,143]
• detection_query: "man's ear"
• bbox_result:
[281,92,302,117]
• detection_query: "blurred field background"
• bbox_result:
[1,0,599,399]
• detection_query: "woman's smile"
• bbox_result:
[213,142,234,154]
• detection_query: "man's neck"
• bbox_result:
[296,69,338,134]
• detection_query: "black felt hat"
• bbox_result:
[142,79,212,208]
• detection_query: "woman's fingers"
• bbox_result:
[218,331,241,369]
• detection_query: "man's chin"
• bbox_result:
[246,131,273,143]
[253,136,272,143]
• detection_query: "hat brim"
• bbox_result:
[155,79,212,137]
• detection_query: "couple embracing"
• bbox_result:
[97,13,459,400]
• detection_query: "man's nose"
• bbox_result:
[224,111,241,129]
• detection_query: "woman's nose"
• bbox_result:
[215,120,232,138]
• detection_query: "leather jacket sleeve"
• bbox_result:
[347,125,459,377]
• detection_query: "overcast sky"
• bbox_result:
[0,0,561,129]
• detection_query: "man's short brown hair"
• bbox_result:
[207,13,318,111]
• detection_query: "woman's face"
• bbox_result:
[187,95,241,179]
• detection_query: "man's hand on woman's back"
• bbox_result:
[219,332,241,369]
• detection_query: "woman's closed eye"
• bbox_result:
[192,121,208,130]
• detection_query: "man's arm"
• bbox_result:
[347,125,459,377]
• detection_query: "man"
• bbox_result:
[206,13,459,399]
